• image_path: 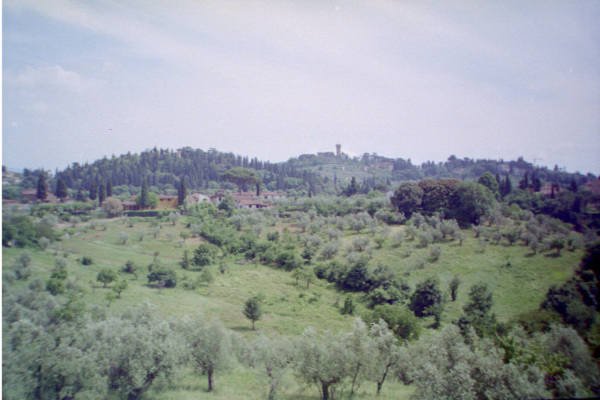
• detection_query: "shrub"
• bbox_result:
[147,268,177,288]
[81,256,93,265]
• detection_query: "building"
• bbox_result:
[186,193,210,205]
[156,195,178,210]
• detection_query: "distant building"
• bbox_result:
[336,144,341,157]
[186,193,210,205]
[156,195,178,210]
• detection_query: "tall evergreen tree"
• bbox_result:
[89,181,98,201]
[106,180,112,197]
[139,179,149,208]
[177,178,186,206]
[36,173,48,201]
[98,182,106,205]
[75,187,86,202]
[55,177,68,200]
[518,172,529,190]
[531,172,542,192]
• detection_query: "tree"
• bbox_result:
[97,268,118,288]
[98,305,186,400]
[183,317,232,392]
[458,282,496,337]
[448,182,495,227]
[295,327,351,400]
[55,177,68,200]
[519,172,530,190]
[106,180,112,197]
[449,276,461,302]
[180,249,191,269]
[89,180,98,200]
[102,197,123,217]
[193,243,216,268]
[222,167,258,192]
[137,179,150,208]
[98,181,106,205]
[177,178,186,206]
[407,325,547,400]
[368,304,421,341]
[391,182,423,218]
[75,187,86,201]
[368,319,405,395]
[410,277,444,323]
[147,267,177,288]
[344,319,371,396]
[343,176,359,196]
[500,173,512,197]
[112,279,128,298]
[251,335,294,400]
[243,296,262,330]
[13,252,32,280]
[36,173,48,201]
[478,172,499,197]
[292,265,314,289]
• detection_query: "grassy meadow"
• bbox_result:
[2,208,585,399]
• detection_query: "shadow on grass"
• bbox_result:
[230,325,255,333]
[544,252,561,258]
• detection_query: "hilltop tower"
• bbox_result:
[336,144,341,157]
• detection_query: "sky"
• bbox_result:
[3,0,600,174]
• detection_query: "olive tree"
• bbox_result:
[183,317,232,392]
[94,304,186,400]
[251,335,295,400]
[294,327,351,400]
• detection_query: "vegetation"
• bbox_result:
[3,148,600,399]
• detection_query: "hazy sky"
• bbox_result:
[3,1,600,173]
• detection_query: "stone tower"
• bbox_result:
[336,144,341,157]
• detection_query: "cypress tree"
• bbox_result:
[177,179,186,206]
[518,172,529,190]
[139,179,149,208]
[531,172,542,192]
[36,173,48,201]
[75,187,86,202]
[89,181,98,200]
[98,182,106,205]
[55,177,68,200]
[106,180,113,197]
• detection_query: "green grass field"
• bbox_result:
[2,214,583,399]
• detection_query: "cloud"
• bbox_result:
[6,65,99,93]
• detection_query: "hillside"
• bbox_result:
[3,188,599,399]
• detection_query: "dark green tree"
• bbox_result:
[500,173,512,197]
[75,187,86,201]
[89,181,98,201]
[518,172,530,190]
[137,179,150,208]
[55,177,68,200]
[177,178,187,206]
[243,296,262,330]
[36,173,48,201]
[222,167,258,192]
[410,277,443,319]
[448,182,495,226]
[478,172,499,197]
[97,268,118,288]
[531,172,542,192]
[449,276,461,301]
[106,180,112,197]
[458,282,496,336]
[98,181,106,205]
[343,177,359,196]
[391,182,423,218]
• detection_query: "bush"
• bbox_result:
[81,256,93,265]
[192,243,217,268]
[147,268,177,288]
